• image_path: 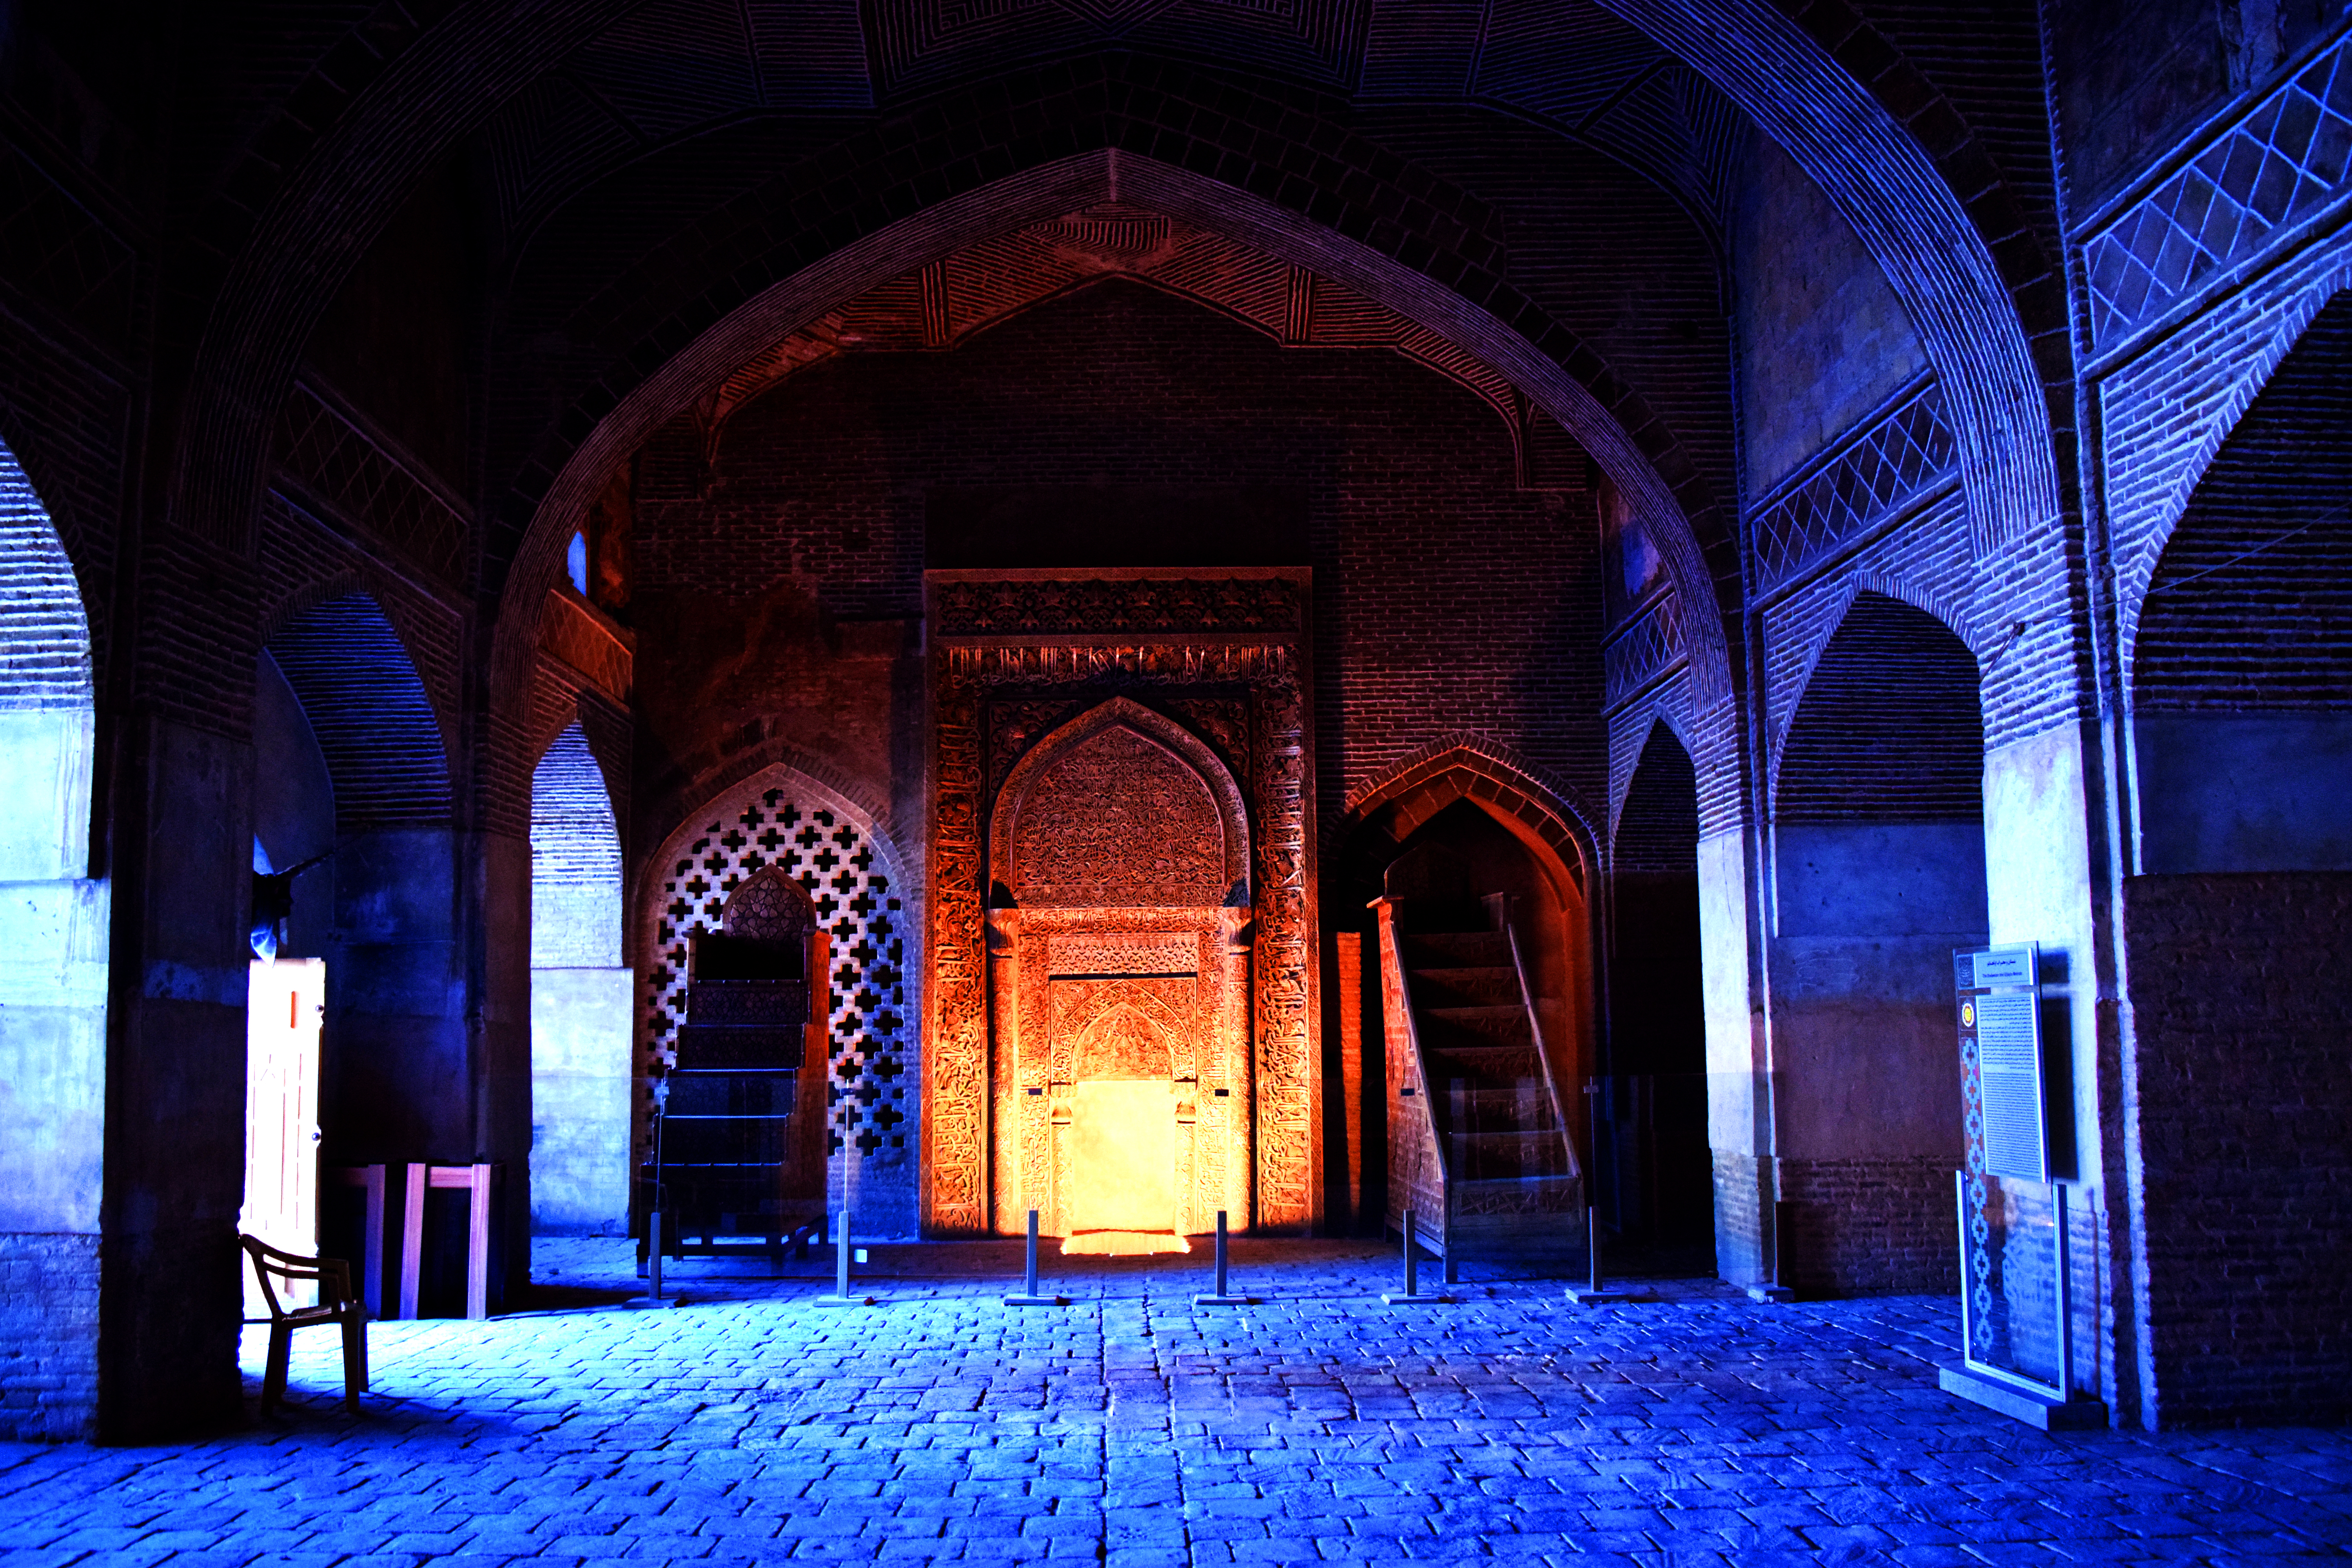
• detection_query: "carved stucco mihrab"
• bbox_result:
[1011,727,1227,908]
[923,571,1318,1239]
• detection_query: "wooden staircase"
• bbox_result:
[1379,900,1583,1256]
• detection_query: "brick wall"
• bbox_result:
[2124,871,2352,1426]
[2132,290,2352,714]
[638,281,1607,841]
[1778,1154,1959,1295]
[1777,590,1984,822]
[0,1234,99,1440]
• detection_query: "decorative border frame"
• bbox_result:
[922,566,1318,1236]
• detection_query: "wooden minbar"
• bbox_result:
[639,866,830,1269]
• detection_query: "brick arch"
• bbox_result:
[260,564,461,750]
[1774,591,1983,824]
[708,258,1542,470]
[1338,738,1597,899]
[1591,0,2067,554]
[635,739,916,914]
[0,436,95,714]
[483,142,1742,829]
[1612,720,1699,876]
[265,592,454,831]
[2130,290,2352,719]
[167,1,637,557]
[2120,278,2352,683]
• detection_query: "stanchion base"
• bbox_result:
[1745,1283,1795,1303]
[1193,1294,1254,1306]
[1381,1292,1450,1305]
[1566,1287,1651,1305]
[1002,1294,1067,1306]
[1938,1365,2107,1430]
[813,1294,878,1307]
[626,1294,679,1310]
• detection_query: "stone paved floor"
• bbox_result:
[3,1240,2349,1566]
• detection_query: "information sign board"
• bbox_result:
[1955,944,2046,1183]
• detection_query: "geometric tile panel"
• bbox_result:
[2085,35,2352,349]
[1602,589,1681,711]
[272,384,470,586]
[646,788,910,1158]
[1753,383,1955,590]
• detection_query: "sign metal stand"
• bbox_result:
[1939,944,2103,1430]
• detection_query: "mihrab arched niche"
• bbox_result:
[984,699,1252,1253]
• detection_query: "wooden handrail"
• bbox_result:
[1370,897,1449,1245]
[1497,913,1581,1184]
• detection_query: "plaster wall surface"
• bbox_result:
[1983,724,2101,1184]
[1697,828,1766,1283]
[1732,133,1929,497]
[326,828,468,1165]
[2049,0,2338,213]
[1769,820,1982,1158]
[102,719,255,1440]
[0,710,94,880]
[0,867,107,1439]
[528,967,632,1235]
[1766,822,1979,1292]
[2134,714,2352,873]
[0,876,109,1234]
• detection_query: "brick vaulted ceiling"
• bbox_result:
[467,1,1745,561]
[482,0,1746,245]
[688,203,1590,479]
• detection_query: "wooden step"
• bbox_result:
[1422,1040,1545,1085]
[1421,1004,1535,1050]
[1449,1129,1578,1182]
[1403,931,1508,966]
[1408,965,1519,1007]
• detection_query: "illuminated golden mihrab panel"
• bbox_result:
[1010,726,1227,907]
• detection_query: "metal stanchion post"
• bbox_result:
[1383,1205,1448,1305]
[1568,1077,1648,1305]
[816,1207,876,1307]
[1004,1207,1065,1305]
[1194,1209,1251,1305]
[629,1206,679,1309]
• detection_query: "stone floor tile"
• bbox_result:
[3,1245,2348,1568]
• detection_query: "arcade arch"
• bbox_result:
[2120,289,2352,1425]
[1769,590,1985,1293]
[261,592,463,1171]
[0,437,105,1439]
[1608,722,1712,1260]
[529,722,630,1236]
[1339,749,1596,1257]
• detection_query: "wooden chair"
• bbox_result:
[241,1233,370,1412]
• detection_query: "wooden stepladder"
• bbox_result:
[242,959,325,1316]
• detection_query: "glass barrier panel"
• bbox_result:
[1960,1169,2062,1388]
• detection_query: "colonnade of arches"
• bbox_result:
[0,0,2345,1440]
